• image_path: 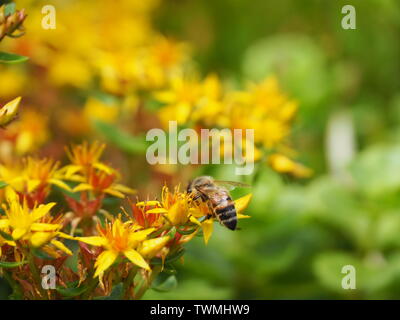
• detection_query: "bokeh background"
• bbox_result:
[1,0,400,299]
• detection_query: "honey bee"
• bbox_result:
[187,176,250,230]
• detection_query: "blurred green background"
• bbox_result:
[143,0,400,299]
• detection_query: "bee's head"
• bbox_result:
[192,176,213,187]
[187,176,214,193]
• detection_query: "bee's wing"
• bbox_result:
[213,180,251,191]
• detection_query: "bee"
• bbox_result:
[187,176,250,230]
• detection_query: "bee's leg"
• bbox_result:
[186,181,192,193]
[205,213,213,220]
[192,193,202,201]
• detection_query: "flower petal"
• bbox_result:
[5,187,18,203]
[73,183,93,193]
[63,165,82,178]
[145,208,168,214]
[48,179,72,192]
[0,219,9,229]
[31,203,56,221]
[234,194,252,213]
[189,216,202,227]
[129,228,155,242]
[94,250,119,278]
[124,248,150,270]
[93,162,114,175]
[139,236,170,258]
[136,201,161,207]
[27,179,41,193]
[104,188,125,198]
[12,228,27,240]
[76,236,108,247]
[201,219,214,245]
[30,232,55,247]
[113,184,136,195]
[51,239,72,255]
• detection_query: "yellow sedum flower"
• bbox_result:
[0,97,21,127]
[138,186,252,245]
[75,217,160,278]
[23,157,72,193]
[63,141,114,178]
[0,187,72,255]
[268,154,313,178]
[0,157,71,196]
[2,109,49,155]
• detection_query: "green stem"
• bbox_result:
[2,269,22,298]
[123,266,138,300]
[27,252,47,300]
[135,265,162,300]
[81,274,99,300]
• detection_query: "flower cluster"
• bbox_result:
[155,75,311,177]
[0,0,309,178]
[0,4,26,42]
[0,142,252,299]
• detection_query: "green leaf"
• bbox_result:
[0,181,8,189]
[350,144,400,197]
[93,283,123,300]
[163,264,177,275]
[0,230,13,241]
[151,274,178,292]
[32,248,57,260]
[144,99,164,112]
[0,260,27,268]
[176,227,197,235]
[56,284,88,298]
[4,3,15,15]
[242,34,329,109]
[93,120,148,155]
[0,52,28,64]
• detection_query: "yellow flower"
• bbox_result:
[83,97,119,124]
[158,186,192,226]
[48,54,92,88]
[0,187,72,255]
[136,186,193,226]
[3,109,49,155]
[188,74,224,126]
[225,77,297,149]
[75,217,159,278]
[72,169,136,199]
[23,157,71,193]
[155,76,203,128]
[0,157,71,198]
[0,97,21,127]
[268,154,312,178]
[138,235,170,259]
[139,186,252,245]
[63,141,114,178]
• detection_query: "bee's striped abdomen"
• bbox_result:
[214,197,237,230]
